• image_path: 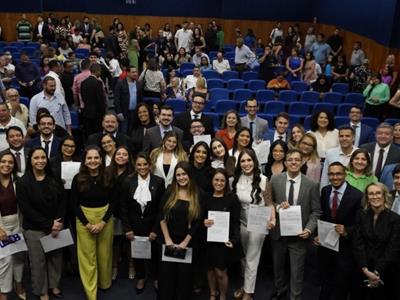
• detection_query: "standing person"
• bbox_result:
[139,57,166,100]
[241,98,269,141]
[230,127,253,163]
[263,140,288,180]
[288,124,305,149]
[232,148,275,300]
[99,133,117,167]
[349,41,365,71]
[310,34,332,67]
[158,161,203,300]
[270,149,321,300]
[348,105,374,147]
[130,102,156,153]
[16,14,32,42]
[15,52,41,99]
[210,138,235,177]
[353,183,400,300]
[0,151,26,300]
[6,126,29,176]
[120,153,165,293]
[316,162,363,300]
[258,45,278,84]
[234,38,256,73]
[286,48,304,82]
[204,169,242,300]
[71,146,114,300]
[298,133,321,183]
[174,21,193,54]
[17,147,65,300]
[80,64,107,136]
[60,60,75,107]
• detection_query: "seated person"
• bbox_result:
[267,72,291,92]
[312,74,332,98]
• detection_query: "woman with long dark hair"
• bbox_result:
[229,127,253,165]
[210,137,235,177]
[263,140,288,180]
[189,141,213,193]
[120,153,165,293]
[130,102,156,151]
[17,147,65,300]
[71,146,113,300]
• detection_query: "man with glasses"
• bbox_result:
[5,88,29,127]
[240,98,268,141]
[316,162,362,300]
[174,95,213,141]
[270,149,321,300]
[0,102,26,151]
[348,105,374,147]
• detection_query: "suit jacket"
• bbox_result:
[25,136,60,158]
[114,78,143,117]
[360,142,400,176]
[79,23,94,37]
[80,76,106,120]
[86,131,134,154]
[262,129,290,143]
[142,125,184,153]
[119,174,165,235]
[270,172,321,240]
[33,22,51,41]
[358,123,374,146]
[320,183,362,250]
[240,115,269,140]
[173,111,214,141]
[381,163,398,190]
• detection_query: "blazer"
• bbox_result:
[173,111,214,141]
[270,172,322,240]
[25,136,61,159]
[142,125,184,153]
[262,129,290,143]
[80,76,106,120]
[114,78,143,118]
[360,142,400,174]
[358,123,375,146]
[153,152,178,187]
[86,131,135,154]
[240,115,269,140]
[380,163,398,190]
[119,174,165,235]
[320,183,362,249]
[33,22,51,42]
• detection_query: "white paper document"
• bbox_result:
[161,245,192,264]
[252,140,270,165]
[207,211,230,242]
[247,205,272,234]
[318,220,340,252]
[193,134,211,146]
[0,233,27,259]
[131,236,152,259]
[61,162,81,189]
[279,205,303,236]
[40,229,74,253]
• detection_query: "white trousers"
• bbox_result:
[240,224,265,294]
[0,214,24,293]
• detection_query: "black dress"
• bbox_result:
[205,192,242,269]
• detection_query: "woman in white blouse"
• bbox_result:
[231,148,275,300]
[308,110,339,160]
[150,131,187,187]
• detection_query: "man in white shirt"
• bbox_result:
[320,126,358,188]
[184,66,202,90]
[191,46,210,67]
[174,21,193,53]
[240,98,268,141]
[348,105,374,146]
[212,51,230,74]
[0,102,26,151]
[234,38,255,72]
[46,60,65,97]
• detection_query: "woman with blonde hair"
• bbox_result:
[150,131,188,187]
[188,77,209,101]
[298,133,321,182]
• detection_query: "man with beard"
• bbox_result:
[6,126,30,176]
[29,76,72,135]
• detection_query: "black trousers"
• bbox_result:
[158,260,193,300]
[134,241,159,280]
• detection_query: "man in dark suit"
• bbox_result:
[360,122,400,179]
[86,113,134,154]
[33,16,51,42]
[270,149,321,300]
[262,112,290,143]
[348,105,374,146]
[317,162,363,300]
[390,164,400,215]
[173,95,213,142]
[80,63,106,136]
[114,66,143,134]
[6,126,30,176]
[79,16,94,39]
[25,114,60,158]
[104,26,120,58]
[143,105,183,153]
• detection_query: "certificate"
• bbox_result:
[247,204,271,234]
[40,229,74,253]
[318,220,340,252]
[0,233,27,259]
[61,162,81,189]
[207,211,230,243]
[252,140,270,165]
[279,205,303,236]
[131,236,151,259]
[193,134,211,146]
[161,245,192,264]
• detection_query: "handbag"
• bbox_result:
[164,245,187,259]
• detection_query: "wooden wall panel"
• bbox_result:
[1,12,398,71]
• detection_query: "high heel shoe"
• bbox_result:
[233,288,244,299]
[112,267,118,281]
[135,280,146,295]
[128,266,136,280]
[14,282,26,300]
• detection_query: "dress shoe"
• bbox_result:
[135,281,146,295]
[50,290,64,299]
[14,282,26,300]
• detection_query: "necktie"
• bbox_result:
[331,190,339,219]
[249,122,254,138]
[351,124,358,131]
[374,148,385,178]
[278,135,283,140]
[288,179,295,205]
[44,141,50,157]
[193,114,199,119]
[15,151,21,172]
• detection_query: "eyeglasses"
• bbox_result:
[367,191,383,197]
[328,172,345,177]
[192,101,205,105]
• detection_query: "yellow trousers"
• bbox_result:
[76,205,113,300]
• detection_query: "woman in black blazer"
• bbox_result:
[120,153,165,294]
[353,182,400,300]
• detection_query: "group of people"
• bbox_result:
[0,15,399,300]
